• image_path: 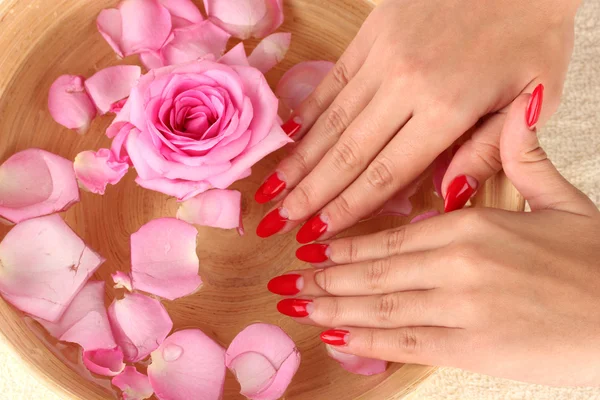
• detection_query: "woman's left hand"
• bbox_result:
[267,93,600,386]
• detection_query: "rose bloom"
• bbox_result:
[109,55,292,200]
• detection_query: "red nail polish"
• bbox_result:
[526,84,544,128]
[255,172,286,204]
[256,208,288,238]
[282,116,302,137]
[267,274,303,295]
[320,329,349,346]
[296,244,329,263]
[444,175,478,213]
[277,299,312,317]
[296,215,328,244]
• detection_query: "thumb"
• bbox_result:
[500,84,597,215]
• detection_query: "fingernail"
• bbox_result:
[255,172,286,204]
[320,329,349,346]
[277,298,313,318]
[444,175,478,213]
[296,214,329,244]
[267,274,304,295]
[526,84,544,128]
[282,116,303,137]
[296,244,330,263]
[256,207,289,238]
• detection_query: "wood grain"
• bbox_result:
[0,0,524,399]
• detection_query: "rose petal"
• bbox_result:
[108,293,173,363]
[119,0,173,55]
[135,177,211,201]
[159,0,204,29]
[112,366,154,400]
[375,179,421,217]
[84,66,142,114]
[218,42,249,66]
[226,323,300,400]
[48,75,97,134]
[162,21,231,66]
[248,32,291,73]
[36,281,115,351]
[130,218,202,300]
[112,271,133,291]
[276,61,334,111]
[176,189,241,230]
[0,149,80,224]
[325,345,387,376]
[110,123,134,164]
[74,149,129,195]
[208,123,292,189]
[148,329,226,400]
[0,214,104,322]
[140,51,167,70]
[203,0,283,39]
[83,347,126,377]
[97,8,125,57]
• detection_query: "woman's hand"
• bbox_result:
[255,0,581,241]
[267,93,600,386]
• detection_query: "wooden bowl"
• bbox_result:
[0,0,524,399]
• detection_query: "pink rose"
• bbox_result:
[111,56,292,200]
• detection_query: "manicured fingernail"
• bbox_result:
[267,274,304,295]
[296,244,330,263]
[277,299,313,317]
[320,329,349,346]
[296,214,328,244]
[255,172,286,204]
[526,84,544,128]
[282,116,303,137]
[444,175,478,213]
[256,207,289,238]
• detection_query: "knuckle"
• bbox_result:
[383,227,406,255]
[290,183,316,211]
[332,193,355,221]
[331,61,352,87]
[396,328,420,353]
[376,293,400,323]
[366,157,396,189]
[364,329,377,353]
[323,297,341,325]
[365,258,392,293]
[330,138,361,172]
[285,148,311,175]
[456,210,492,234]
[345,236,360,263]
[470,140,502,174]
[323,104,350,137]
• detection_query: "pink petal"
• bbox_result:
[159,0,204,29]
[375,180,421,218]
[0,214,104,322]
[37,281,116,351]
[112,366,154,400]
[208,123,292,189]
[84,66,141,114]
[97,8,125,57]
[130,218,202,300]
[108,293,173,363]
[119,0,173,55]
[110,123,134,164]
[410,210,440,224]
[106,99,133,139]
[148,329,226,400]
[0,149,80,224]
[74,149,129,195]
[48,75,97,134]
[176,189,241,230]
[248,32,291,73]
[276,61,334,111]
[112,271,133,291]
[325,345,387,376]
[110,98,129,114]
[203,0,284,39]
[226,323,300,400]
[135,177,211,201]
[218,42,249,66]
[83,347,126,377]
[140,51,166,70]
[161,20,231,66]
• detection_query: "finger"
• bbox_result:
[500,85,597,215]
[304,112,474,242]
[295,213,455,266]
[277,290,458,329]
[321,326,464,366]
[269,249,446,298]
[255,61,379,205]
[441,113,504,212]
